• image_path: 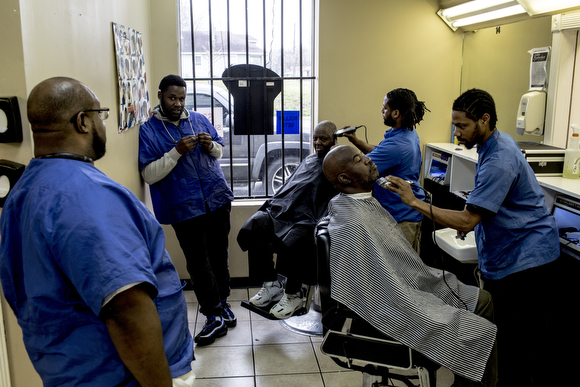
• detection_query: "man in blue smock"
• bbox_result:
[341,88,428,252]
[0,77,194,387]
[139,74,235,346]
[387,89,570,387]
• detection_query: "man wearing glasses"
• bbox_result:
[0,77,194,387]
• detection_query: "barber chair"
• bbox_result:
[315,220,439,387]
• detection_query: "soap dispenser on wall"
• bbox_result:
[563,124,580,179]
[516,90,546,136]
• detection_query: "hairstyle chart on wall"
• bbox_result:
[113,23,150,133]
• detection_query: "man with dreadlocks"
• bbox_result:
[387,89,569,387]
[340,88,429,252]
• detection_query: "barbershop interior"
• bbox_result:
[2,0,580,386]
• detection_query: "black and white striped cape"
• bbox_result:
[325,193,497,382]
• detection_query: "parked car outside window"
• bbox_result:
[186,84,312,197]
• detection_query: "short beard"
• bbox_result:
[91,119,107,161]
[384,114,396,127]
[462,121,484,149]
[463,140,476,150]
[354,174,376,191]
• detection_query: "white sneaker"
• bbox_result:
[249,280,284,307]
[269,291,303,319]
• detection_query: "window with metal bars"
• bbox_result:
[179,0,316,198]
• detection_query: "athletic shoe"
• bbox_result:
[221,300,237,328]
[269,291,303,319]
[249,280,284,307]
[194,315,227,346]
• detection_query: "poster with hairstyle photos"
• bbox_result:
[112,23,151,133]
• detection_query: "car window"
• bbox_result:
[186,93,228,123]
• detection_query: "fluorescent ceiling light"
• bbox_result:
[440,0,518,19]
[518,0,580,16]
[438,0,527,31]
[453,5,527,27]
[438,0,580,31]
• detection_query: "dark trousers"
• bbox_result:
[245,216,317,294]
[248,239,316,294]
[483,256,575,387]
[172,203,231,317]
[454,289,498,387]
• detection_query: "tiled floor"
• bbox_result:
[185,288,455,387]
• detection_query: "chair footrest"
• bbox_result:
[321,330,414,370]
[240,300,307,320]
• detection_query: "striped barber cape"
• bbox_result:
[325,193,497,382]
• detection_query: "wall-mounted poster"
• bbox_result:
[113,23,150,133]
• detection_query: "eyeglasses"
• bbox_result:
[74,108,110,121]
[81,108,110,120]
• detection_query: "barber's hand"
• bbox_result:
[339,126,357,142]
[385,176,417,206]
[175,135,197,155]
[196,132,214,151]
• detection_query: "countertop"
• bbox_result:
[426,143,580,200]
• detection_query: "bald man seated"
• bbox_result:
[321,145,497,387]
[0,77,194,387]
[237,121,339,319]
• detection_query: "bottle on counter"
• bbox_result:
[563,123,580,179]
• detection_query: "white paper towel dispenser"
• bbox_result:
[516,90,546,136]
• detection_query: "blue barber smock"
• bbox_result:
[367,127,425,223]
[0,158,194,387]
[139,111,234,224]
[466,130,560,280]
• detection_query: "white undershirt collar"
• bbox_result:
[344,191,373,200]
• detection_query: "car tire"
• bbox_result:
[266,157,300,195]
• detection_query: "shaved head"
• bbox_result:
[323,145,356,185]
[27,77,106,160]
[323,145,378,194]
[28,77,97,132]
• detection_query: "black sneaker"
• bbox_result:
[194,315,227,346]
[221,301,237,328]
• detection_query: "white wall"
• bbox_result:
[461,16,553,142]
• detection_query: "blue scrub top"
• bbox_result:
[0,158,193,386]
[466,130,560,280]
[367,127,425,223]
[139,111,234,224]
